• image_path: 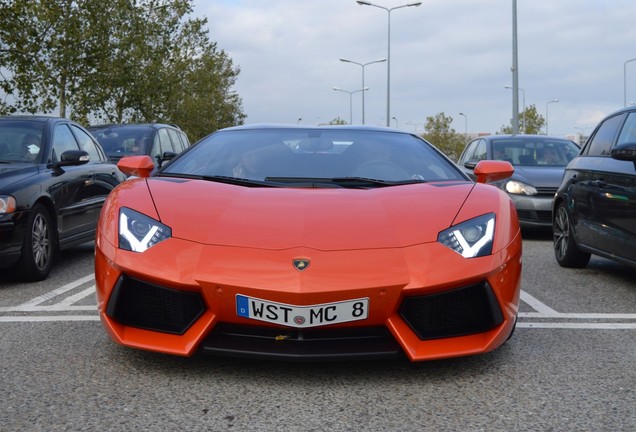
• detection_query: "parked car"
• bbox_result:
[88,123,190,168]
[457,134,580,229]
[0,116,126,281]
[553,106,636,269]
[95,124,522,362]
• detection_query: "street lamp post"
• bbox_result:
[333,87,369,124]
[624,58,636,107]
[356,1,422,127]
[339,58,386,125]
[545,99,559,135]
[459,112,468,142]
[505,85,525,133]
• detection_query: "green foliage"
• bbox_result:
[421,112,466,160]
[329,117,347,125]
[0,0,245,141]
[500,104,545,135]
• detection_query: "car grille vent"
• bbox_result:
[200,323,402,361]
[399,283,503,340]
[536,187,558,196]
[516,209,552,223]
[106,275,205,335]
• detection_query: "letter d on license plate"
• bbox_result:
[236,295,369,328]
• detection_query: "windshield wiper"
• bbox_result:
[265,176,426,188]
[157,173,278,187]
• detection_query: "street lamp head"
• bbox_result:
[357,1,372,5]
[339,58,352,63]
[408,2,422,6]
[376,58,387,63]
[332,87,341,91]
[504,85,512,89]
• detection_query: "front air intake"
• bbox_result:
[399,283,503,340]
[106,275,205,334]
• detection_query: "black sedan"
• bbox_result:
[457,134,580,229]
[0,116,125,281]
[553,106,636,269]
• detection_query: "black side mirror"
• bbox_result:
[157,151,178,168]
[611,142,636,161]
[51,150,90,174]
[611,142,636,170]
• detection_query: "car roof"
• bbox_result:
[0,115,67,123]
[218,123,411,134]
[88,123,181,131]
[481,134,572,141]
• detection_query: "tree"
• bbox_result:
[421,112,466,160]
[329,117,347,125]
[500,104,545,135]
[0,0,244,141]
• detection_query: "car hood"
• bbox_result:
[146,178,474,250]
[0,164,39,190]
[511,165,565,187]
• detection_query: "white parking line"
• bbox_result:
[0,275,634,329]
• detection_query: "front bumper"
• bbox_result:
[95,233,522,362]
[508,194,554,228]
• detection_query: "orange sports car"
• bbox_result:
[95,125,521,361]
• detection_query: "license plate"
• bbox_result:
[236,295,369,328]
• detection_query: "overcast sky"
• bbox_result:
[193,0,636,137]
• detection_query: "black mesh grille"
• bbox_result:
[516,209,552,223]
[106,275,205,335]
[399,283,503,340]
[200,323,402,361]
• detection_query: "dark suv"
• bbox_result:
[88,123,190,167]
[553,106,636,268]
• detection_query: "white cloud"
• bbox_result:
[194,0,636,135]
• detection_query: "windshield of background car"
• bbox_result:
[491,138,580,167]
[0,120,45,163]
[90,126,153,157]
[161,128,466,185]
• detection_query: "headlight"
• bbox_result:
[505,180,537,195]
[119,207,171,252]
[438,214,495,258]
[0,195,16,214]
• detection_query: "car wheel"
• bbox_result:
[553,202,590,268]
[15,203,55,281]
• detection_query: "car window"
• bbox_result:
[167,128,185,152]
[161,128,467,184]
[71,125,102,162]
[585,113,625,156]
[458,140,478,164]
[157,128,175,154]
[52,124,80,161]
[0,121,45,163]
[472,139,487,161]
[616,112,636,146]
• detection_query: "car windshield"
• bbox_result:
[90,125,153,157]
[492,138,580,167]
[160,128,466,187]
[0,121,45,164]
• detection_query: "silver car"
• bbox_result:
[457,134,580,229]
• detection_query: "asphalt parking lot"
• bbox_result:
[0,236,634,431]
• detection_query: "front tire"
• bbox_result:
[15,203,55,281]
[553,202,590,268]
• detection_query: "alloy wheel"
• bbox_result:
[31,212,51,271]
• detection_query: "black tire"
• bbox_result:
[553,202,590,268]
[15,203,56,281]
